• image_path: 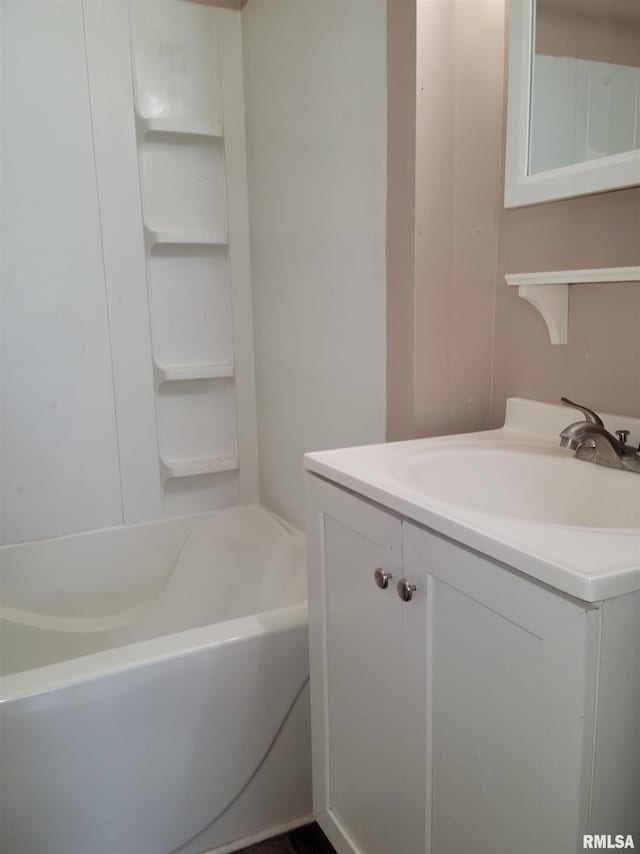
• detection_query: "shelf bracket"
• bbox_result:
[517,283,568,345]
[506,266,640,345]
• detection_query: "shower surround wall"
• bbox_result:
[1,1,258,546]
[3,0,388,543]
[241,0,387,531]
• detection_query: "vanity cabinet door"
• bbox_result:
[306,475,423,854]
[404,522,599,854]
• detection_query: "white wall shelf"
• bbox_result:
[136,115,223,139]
[506,266,640,344]
[144,226,228,250]
[153,361,234,385]
[160,453,238,482]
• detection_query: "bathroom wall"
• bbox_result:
[535,0,640,67]
[2,0,386,543]
[413,0,504,439]
[242,0,387,529]
[492,0,640,422]
[1,2,258,545]
[2,1,124,543]
[387,0,640,440]
[387,0,504,440]
[493,183,640,422]
[386,0,416,442]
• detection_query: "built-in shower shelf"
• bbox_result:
[144,225,228,249]
[160,453,238,482]
[136,115,223,139]
[154,361,234,384]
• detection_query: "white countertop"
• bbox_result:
[305,398,640,603]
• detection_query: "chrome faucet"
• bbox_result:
[559,397,640,474]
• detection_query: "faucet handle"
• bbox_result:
[560,397,604,428]
[615,430,630,446]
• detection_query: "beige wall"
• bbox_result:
[413,0,504,439]
[387,0,504,440]
[386,0,416,440]
[536,0,640,67]
[494,182,640,422]
[494,0,640,422]
[387,0,640,440]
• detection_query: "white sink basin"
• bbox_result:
[391,441,640,530]
[305,398,640,600]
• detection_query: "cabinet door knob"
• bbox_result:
[397,578,417,602]
[374,568,392,589]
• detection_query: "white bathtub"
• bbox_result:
[0,505,312,854]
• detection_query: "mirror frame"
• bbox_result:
[504,0,640,208]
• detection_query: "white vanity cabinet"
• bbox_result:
[306,475,427,854]
[306,472,640,854]
[404,521,597,854]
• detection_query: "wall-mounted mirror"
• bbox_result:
[505,0,640,207]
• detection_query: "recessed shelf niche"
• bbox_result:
[140,137,227,239]
[148,248,233,369]
[157,380,237,476]
[129,2,223,136]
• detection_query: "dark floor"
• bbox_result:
[236,822,336,854]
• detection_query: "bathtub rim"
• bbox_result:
[0,601,308,705]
